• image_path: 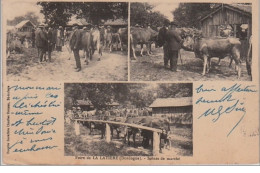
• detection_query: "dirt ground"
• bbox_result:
[64,121,192,157]
[7,46,128,81]
[130,45,252,81]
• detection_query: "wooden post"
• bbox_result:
[153,132,160,156]
[75,120,80,136]
[106,123,111,143]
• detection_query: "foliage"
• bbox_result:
[130,2,170,29]
[64,83,192,110]
[37,2,128,26]
[172,3,218,28]
[7,12,40,26]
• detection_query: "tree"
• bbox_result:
[37,2,73,27]
[173,3,218,28]
[37,2,128,26]
[130,2,170,28]
[64,83,192,110]
[7,12,40,26]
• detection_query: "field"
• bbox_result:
[6,45,128,81]
[64,121,192,157]
[130,45,252,81]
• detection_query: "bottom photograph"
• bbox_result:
[64,83,193,157]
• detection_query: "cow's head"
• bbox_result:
[182,35,195,51]
[181,28,202,51]
[156,27,168,47]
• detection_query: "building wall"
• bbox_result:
[152,106,192,115]
[201,7,251,38]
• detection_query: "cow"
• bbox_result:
[80,28,102,64]
[118,28,128,51]
[130,27,158,59]
[81,30,93,64]
[90,28,102,61]
[110,33,121,52]
[182,34,242,78]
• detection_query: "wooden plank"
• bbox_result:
[73,119,163,133]
[74,120,80,135]
[105,123,111,143]
[153,132,160,156]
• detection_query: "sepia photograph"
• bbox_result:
[5,1,128,81]
[130,2,252,81]
[64,83,193,157]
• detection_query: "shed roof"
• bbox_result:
[76,99,93,106]
[106,102,120,106]
[200,4,252,22]
[15,20,35,29]
[104,19,127,26]
[67,18,90,26]
[149,97,192,108]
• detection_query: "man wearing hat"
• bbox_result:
[56,26,64,51]
[69,23,82,72]
[35,24,48,62]
[165,21,183,72]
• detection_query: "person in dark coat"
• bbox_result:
[56,26,64,51]
[69,23,82,72]
[31,29,35,48]
[165,21,183,71]
[46,26,54,62]
[35,24,48,62]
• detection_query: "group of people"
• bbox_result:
[67,106,152,120]
[35,24,65,62]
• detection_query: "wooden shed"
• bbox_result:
[200,4,252,40]
[149,97,192,115]
[15,20,35,32]
[75,99,94,111]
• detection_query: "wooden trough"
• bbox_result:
[72,119,163,156]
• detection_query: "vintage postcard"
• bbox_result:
[1,0,259,165]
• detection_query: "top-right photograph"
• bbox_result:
[130,2,252,81]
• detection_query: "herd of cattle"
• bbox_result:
[6,26,128,63]
[77,27,128,63]
[65,109,171,150]
[130,26,252,78]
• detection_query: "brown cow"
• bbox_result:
[183,35,242,78]
[130,27,158,59]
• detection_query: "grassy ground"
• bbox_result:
[64,121,192,156]
[130,45,252,81]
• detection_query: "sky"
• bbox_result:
[5,1,44,22]
[150,2,180,21]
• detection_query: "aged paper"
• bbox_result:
[1,0,259,165]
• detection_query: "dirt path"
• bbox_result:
[7,47,128,81]
[130,47,252,81]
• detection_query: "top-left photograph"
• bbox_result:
[4,1,128,81]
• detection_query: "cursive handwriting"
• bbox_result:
[195,83,256,137]
[13,144,58,152]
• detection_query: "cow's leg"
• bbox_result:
[133,132,136,148]
[140,44,144,56]
[146,43,151,56]
[109,42,112,52]
[232,48,241,78]
[229,58,233,68]
[127,131,131,146]
[217,58,221,65]
[207,58,211,73]
[132,44,137,60]
[202,55,208,76]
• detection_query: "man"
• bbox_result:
[56,26,64,51]
[165,21,183,72]
[46,26,54,62]
[69,23,82,72]
[31,28,35,48]
[35,24,48,62]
